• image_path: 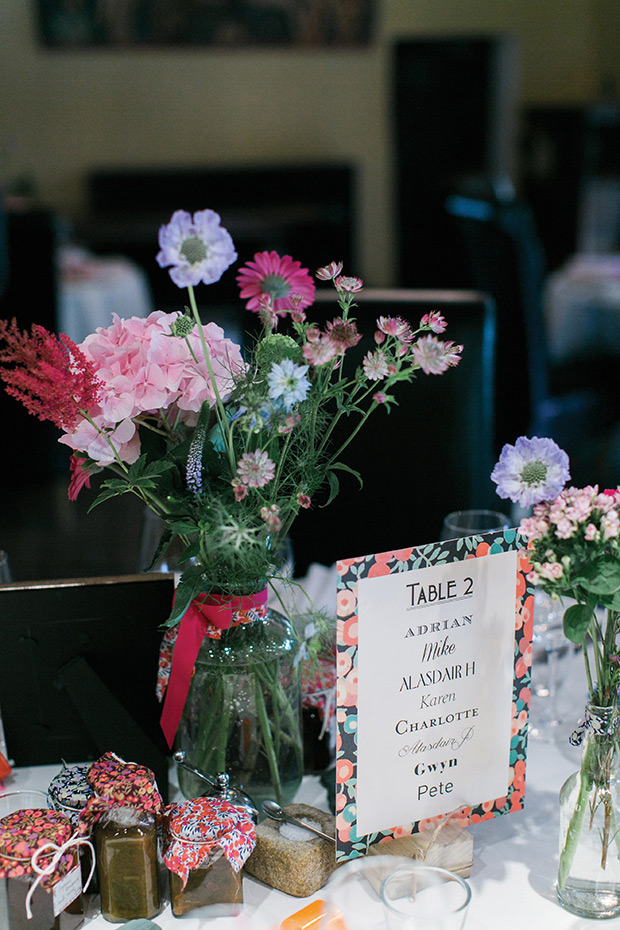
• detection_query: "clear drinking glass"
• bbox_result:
[0,790,49,818]
[320,855,416,930]
[381,864,471,929]
[440,509,510,540]
[529,587,573,740]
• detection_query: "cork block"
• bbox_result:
[245,804,336,897]
[368,822,473,878]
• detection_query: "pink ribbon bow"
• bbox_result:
[160,589,268,748]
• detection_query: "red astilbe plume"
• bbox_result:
[0,319,103,430]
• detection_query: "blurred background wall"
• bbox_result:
[0,0,618,287]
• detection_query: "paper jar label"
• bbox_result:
[52,864,81,916]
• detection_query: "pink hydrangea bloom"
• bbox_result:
[58,310,244,466]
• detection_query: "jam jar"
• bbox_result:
[47,764,96,892]
[80,752,163,923]
[47,765,93,828]
[163,797,256,918]
[0,808,92,930]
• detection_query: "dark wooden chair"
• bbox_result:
[446,181,619,485]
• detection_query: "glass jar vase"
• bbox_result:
[176,605,303,808]
[558,702,620,918]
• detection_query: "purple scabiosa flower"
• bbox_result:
[156,209,237,288]
[267,359,310,411]
[491,436,570,508]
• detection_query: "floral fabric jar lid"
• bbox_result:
[48,763,93,824]
[163,797,256,887]
[0,809,75,886]
[79,752,163,831]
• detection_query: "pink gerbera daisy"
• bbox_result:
[237,251,315,316]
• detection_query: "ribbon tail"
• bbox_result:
[160,610,208,749]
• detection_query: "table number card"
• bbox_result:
[335,528,532,860]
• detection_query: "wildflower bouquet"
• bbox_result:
[0,208,462,804]
[492,436,620,916]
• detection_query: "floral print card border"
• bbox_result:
[335,529,532,861]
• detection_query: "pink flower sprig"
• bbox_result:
[0,319,103,430]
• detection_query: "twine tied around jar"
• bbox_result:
[569,705,620,746]
[2,831,95,919]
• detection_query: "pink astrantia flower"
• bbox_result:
[412,336,463,375]
[334,275,363,293]
[373,391,388,404]
[156,209,237,288]
[298,493,311,509]
[232,481,247,502]
[237,251,315,317]
[316,261,343,281]
[236,449,276,488]
[303,333,339,367]
[420,311,448,333]
[363,351,389,381]
[325,318,361,352]
[260,504,282,532]
[377,316,414,343]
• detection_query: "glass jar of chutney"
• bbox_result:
[163,797,256,919]
[79,752,163,923]
[0,808,93,930]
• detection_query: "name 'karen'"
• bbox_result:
[395,707,478,733]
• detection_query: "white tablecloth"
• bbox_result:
[3,657,614,930]
[58,246,154,344]
[0,566,609,928]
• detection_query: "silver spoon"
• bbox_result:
[262,799,335,843]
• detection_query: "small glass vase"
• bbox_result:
[557,702,620,918]
[176,604,303,809]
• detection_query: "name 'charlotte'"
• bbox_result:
[395,707,478,733]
